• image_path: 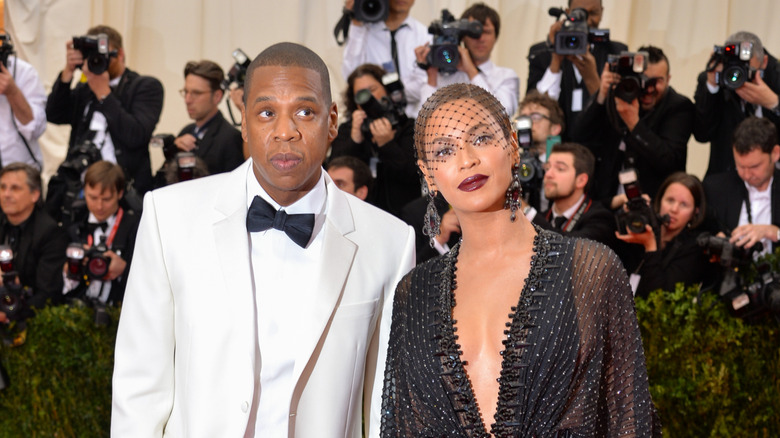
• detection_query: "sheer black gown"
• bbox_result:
[380,229,659,437]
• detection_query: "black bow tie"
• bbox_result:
[246,196,315,248]
[87,222,109,235]
[553,216,567,230]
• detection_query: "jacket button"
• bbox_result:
[241,401,249,413]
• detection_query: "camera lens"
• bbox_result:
[518,160,536,182]
[88,257,109,278]
[438,48,455,65]
[564,36,581,49]
[723,66,746,89]
[626,211,648,234]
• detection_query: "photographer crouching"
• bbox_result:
[0,163,68,326]
[327,63,420,218]
[62,161,139,309]
[615,172,716,298]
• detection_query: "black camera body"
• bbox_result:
[0,246,31,323]
[608,51,648,102]
[353,0,388,23]
[150,133,177,161]
[426,9,483,74]
[354,88,405,138]
[223,48,250,89]
[614,168,664,236]
[708,42,756,90]
[0,33,14,68]
[549,7,610,55]
[513,116,545,204]
[72,33,117,75]
[698,233,779,320]
[66,239,110,282]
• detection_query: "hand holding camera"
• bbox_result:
[174,133,199,153]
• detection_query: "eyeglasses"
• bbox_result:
[179,88,211,98]
[527,112,551,123]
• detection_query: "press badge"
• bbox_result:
[571,88,583,112]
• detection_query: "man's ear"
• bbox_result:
[551,123,562,137]
[355,185,369,201]
[762,54,769,70]
[574,172,588,191]
[771,144,780,163]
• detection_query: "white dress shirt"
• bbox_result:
[417,60,520,117]
[739,177,773,255]
[536,64,585,112]
[84,75,121,164]
[0,56,46,167]
[341,16,430,117]
[245,167,328,436]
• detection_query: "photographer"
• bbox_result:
[326,156,372,202]
[46,25,164,197]
[703,117,780,256]
[573,46,694,208]
[0,33,47,170]
[529,142,618,250]
[172,60,243,175]
[328,63,420,218]
[62,161,139,305]
[527,0,626,138]
[413,3,519,117]
[340,0,428,117]
[694,31,780,176]
[616,172,714,298]
[0,163,68,324]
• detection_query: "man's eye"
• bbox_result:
[297,108,313,117]
[258,110,273,118]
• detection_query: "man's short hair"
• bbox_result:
[243,42,331,106]
[461,3,500,38]
[726,31,765,62]
[550,142,595,191]
[184,60,225,93]
[637,45,670,75]
[520,90,565,131]
[84,161,126,194]
[327,156,373,192]
[733,116,778,155]
[87,25,122,50]
[0,162,41,194]
[345,63,387,115]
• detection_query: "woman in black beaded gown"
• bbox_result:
[378,83,659,437]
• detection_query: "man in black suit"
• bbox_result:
[326,155,372,201]
[694,31,780,177]
[703,117,780,254]
[46,25,163,195]
[530,142,618,250]
[63,161,140,305]
[401,192,460,264]
[0,163,68,324]
[171,60,244,175]
[572,45,694,207]
[526,0,626,140]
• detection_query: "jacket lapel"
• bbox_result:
[291,176,357,384]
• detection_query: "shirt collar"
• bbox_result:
[745,176,774,197]
[245,162,327,216]
[554,194,586,219]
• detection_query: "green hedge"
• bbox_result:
[0,289,778,437]
[0,305,120,438]
[636,284,780,437]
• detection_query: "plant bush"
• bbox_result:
[0,304,120,438]
[636,284,780,437]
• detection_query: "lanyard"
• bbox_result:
[87,208,124,248]
[546,198,591,232]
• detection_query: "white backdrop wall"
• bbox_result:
[5,0,780,184]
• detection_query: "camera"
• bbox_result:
[513,116,545,204]
[72,33,117,75]
[223,48,250,89]
[608,51,649,102]
[0,246,31,323]
[61,139,102,177]
[698,234,779,320]
[382,72,407,111]
[176,152,197,182]
[150,133,177,161]
[615,167,666,236]
[548,7,610,55]
[0,33,14,68]
[352,0,388,23]
[354,86,406,138]
[707,42,756,90]
[66,238,110,282]
[426,9,483,74]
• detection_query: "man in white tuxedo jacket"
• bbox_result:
[111,42,415,437]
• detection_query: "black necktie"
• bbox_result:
[246,196,315,248]
[553,216,567,230]
[390,29,400,76]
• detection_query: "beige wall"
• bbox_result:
[5,0,780,183]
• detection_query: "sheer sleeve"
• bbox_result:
[570,239,659,437]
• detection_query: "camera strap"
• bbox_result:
[333,8,354,46]
[545,197,591,232]
[86,207,124,249]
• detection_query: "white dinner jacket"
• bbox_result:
[111,160,415,437]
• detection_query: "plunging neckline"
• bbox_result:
[433,229,553,437]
